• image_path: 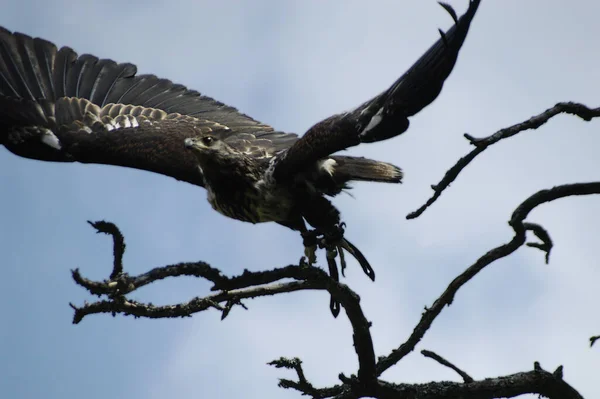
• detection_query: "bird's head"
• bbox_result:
[184,134,235,162]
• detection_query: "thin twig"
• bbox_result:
[408,102,600,220]
[268,357,334,398]
[421,349,473,383]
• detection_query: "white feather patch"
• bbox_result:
[359,107,384,137]
[40,129,61,150]
[318,158,337,176]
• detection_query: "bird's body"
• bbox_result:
[0,1,481,311]
[199,147,292,225]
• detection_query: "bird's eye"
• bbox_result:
[202,136,214,146]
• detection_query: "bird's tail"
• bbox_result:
[330,155,402,183]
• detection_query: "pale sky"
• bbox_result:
[1,1,599,398]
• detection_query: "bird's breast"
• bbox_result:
[204,177,294,224]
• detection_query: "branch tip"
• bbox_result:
[421,349,474,383]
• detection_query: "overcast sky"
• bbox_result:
[1,1,599,398]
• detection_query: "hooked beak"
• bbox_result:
[184,138,195,149]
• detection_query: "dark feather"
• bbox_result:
[273,0,481,181]
[224,131,299,158]
[32,36,57,99]
[143,83,187,108]
[0,28,34,100]
[65,52,88,98]
[117,74,162,105]
[53,46,77,98]
[77,56,107,101]
[97,62,137,105]
[14,33,46,99]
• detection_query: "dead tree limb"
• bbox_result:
[408,102,600,220]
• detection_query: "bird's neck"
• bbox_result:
[199,155,261,190]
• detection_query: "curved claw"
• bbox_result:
[339,238,375,281]
[337,244,347,277]
[326,247,340,282]
[326,247,341,318]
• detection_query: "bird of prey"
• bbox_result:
[0,1,480,314]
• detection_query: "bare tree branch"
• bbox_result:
[278,364,583,399]
[377,182,600,375]
[407,102,600,220]
[421,349,473,383]
[71,277,326,323]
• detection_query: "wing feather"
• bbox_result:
[224,130,299,159]
[32,36,57,99]
[97,62,137,105]
[273,0,480,181]
[14,33,48,100]
[0,28,34,100]
[53,46,77,98]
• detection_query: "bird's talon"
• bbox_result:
[337,245,347,277]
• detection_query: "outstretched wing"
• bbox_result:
[0,26,274,187]
[273,0,481,181]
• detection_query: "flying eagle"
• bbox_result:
[0,1,480,305]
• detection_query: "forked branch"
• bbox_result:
[377,182,600,375]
